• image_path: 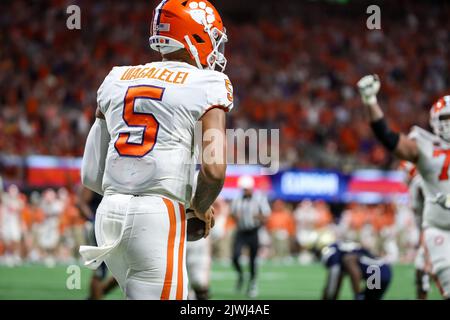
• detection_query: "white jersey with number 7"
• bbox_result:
[409,126,450,230]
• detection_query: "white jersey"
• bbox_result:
[97,61,234,204]
[409,126,450,229]
[0,195,23,242]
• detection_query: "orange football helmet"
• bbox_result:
[149,0,228,72]
[430,95,450,141]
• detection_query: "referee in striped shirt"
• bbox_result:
[230,175,271,298]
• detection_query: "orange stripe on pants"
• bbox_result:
[161,198,177,300]
[176,204,186,300]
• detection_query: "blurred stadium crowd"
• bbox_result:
[0,0,447,266]
[0,185,418,267]
[1,0,448,170]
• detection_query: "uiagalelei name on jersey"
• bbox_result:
[97,61,234,205]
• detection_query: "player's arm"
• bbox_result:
[322,265,344,300]
[413,186,425,219]
[342,254,364,299]
[258,194,271,224]
[191,108,227,237]
[81,107,110,195]
[229,198,239,222]
[357,75,419,162]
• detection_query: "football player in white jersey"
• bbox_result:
[38,189,63,267]
[358,75,450,299]
[0,185,24,266]
[399,161,430,299]
[79,0,232,300]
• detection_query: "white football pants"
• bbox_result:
[423,226,450,298]
[81,194,188,300]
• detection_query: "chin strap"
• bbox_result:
[184,35,203,70]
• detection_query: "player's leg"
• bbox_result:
[232,231,245,292]
[85,221,107,300]
[192,285,210,300]
[423,227,450,299]
[416,269,430,299]
[247,230,259,298]
[187,239,211,300]
[11,219,22,265]
[88,262,108,300]
[124,197,187,300]
[43,219,60,266]
[186,245,195,299]
[364,281,389,300]
[364,265,391,300]
[414,244,430,299]
[102,276,119,296]
[436,268,450,300]
[2,220,22,266]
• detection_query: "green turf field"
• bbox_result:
[0,262,442,300]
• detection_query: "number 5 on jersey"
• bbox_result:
[114,85,164,157]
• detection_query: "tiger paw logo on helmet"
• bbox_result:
[149,0,228,72]
[188,1,215,26]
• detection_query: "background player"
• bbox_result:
[185,171,211,300]
[0,185,24,266]
[358,75,450,299]
[79,0,232,300]
[37,189,63,267]
[400,161,430,299]
[321,240,392,300]
[186,236,211,300]
[230,175,271,298]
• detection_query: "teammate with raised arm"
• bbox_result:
[357,75,450,299]
[79,0,233,300]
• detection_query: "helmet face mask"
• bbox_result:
[206,26,228,72]
[430,96,450,142]
[432,117,450,142]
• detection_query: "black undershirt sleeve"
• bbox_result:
[370,118,400,151]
